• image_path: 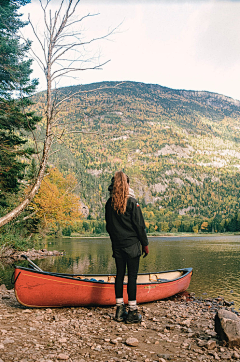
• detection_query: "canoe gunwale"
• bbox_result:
[14,265,193,285]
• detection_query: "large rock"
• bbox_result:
[125,337,139,347]
[215,309,240,347]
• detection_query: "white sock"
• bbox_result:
[116,298,124,306]
[128,300,137,311]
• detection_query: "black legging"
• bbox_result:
[115,255,140,301]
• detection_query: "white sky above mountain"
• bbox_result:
[21,0,240,100]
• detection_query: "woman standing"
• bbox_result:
[105,171,149,323]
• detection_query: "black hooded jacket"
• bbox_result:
[105,196,149,253]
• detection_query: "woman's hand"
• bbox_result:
[142,245,149,258]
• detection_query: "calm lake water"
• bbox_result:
[2,234,240,308]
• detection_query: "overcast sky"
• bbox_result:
[21,0,240,100]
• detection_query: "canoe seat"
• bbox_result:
[149,271,183,282]
[149,274,160,281]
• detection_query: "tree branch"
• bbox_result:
[28,14,48,66]
[15,210,38,223]
[51,61,110,81]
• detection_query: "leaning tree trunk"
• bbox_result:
[0,127,53,228]
[0,54,53,228]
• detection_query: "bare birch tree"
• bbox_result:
[0,0,116,227]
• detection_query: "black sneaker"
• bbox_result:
[125,309,142,324]
[115,304,128,322]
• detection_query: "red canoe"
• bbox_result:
[14,266,193,308]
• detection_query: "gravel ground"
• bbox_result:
[0,287,240,362]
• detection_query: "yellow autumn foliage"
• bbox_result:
[31,168,82,229]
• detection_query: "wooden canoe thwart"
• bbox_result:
[14,265,193,308]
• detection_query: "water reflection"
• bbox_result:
[2,235,240,308]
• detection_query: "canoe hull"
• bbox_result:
[14,267,192,308]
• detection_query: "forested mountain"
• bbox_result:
[31,81,240,234]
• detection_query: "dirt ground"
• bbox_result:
[0,287,240,362]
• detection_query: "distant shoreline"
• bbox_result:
[57,232,240,239]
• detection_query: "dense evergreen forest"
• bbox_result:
[24,81,240,236]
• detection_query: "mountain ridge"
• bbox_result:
[31,80,240,233]
[61,80,240,111]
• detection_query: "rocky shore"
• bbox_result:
[0,287,240,362]
[0,248,64,263]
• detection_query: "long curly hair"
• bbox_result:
[112,171,129,214]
